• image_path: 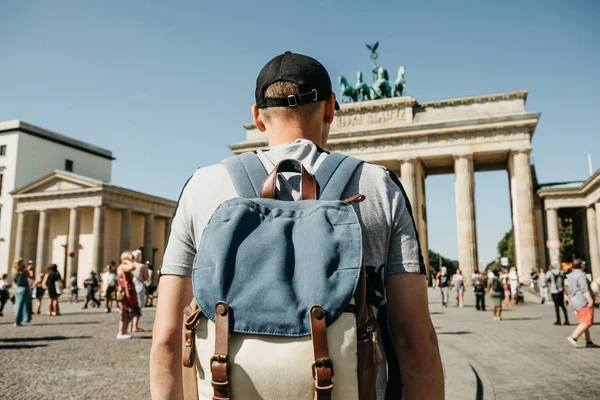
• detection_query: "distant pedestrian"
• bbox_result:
[530,268,538,291]
[69,273,79,303]
[12,259,32,326]
[473,271,486,311]
[548,264,569,326]
[43,264,62,316]
[101,265,117,313]
[451,269,466,308]
[566,259,596,348]
[32,273,45,315]
[488,269,504,321]
[82,271,101,309]
[116,251,140,340]
[508,267,519,305]
[538,268,548,304]
[131,250,149,332]
[436,267,450,307]
[502,270,511,307]
[0,274,11,316]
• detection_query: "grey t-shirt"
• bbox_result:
[547,268,564,294]
[161,139,424,277]
[567,269,593,310]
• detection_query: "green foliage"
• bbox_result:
[559,216,575,262]
[486,228,515,271]
[428,249,458,276]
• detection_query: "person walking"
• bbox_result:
[548,264,570,326]
[566,259,596,348]
[130,250,148,332]
[0,274,11,317]
[12,259,32,326]
[502,269,511,307]
[508,266,519,305]
[32,273,46,315]
[538,267,548,304]
[82,271,101,309]
[488,269,504,320]
[473,271,486,311]
[436,266,450,307]
[116,251,140,340]
[452,269,466,307]
[69,273,79,303]
[150,52,443,399]
[101,265,117,313]
[43,264,62,316]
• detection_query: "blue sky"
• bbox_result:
[1,0,598,263]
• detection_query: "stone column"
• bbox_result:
[400,160,417,216]
[156,216,173,285]
[509,150,539,281]
[66,208,80,279]
[91,206,106,274]
[13,212,25,260]
[454,155,478,280]
[586,206,600,280]
[35,210,49,276]
[546,208,560,265]
[120,209,132,253]
[144,213,154,264]
[415,162,430,274]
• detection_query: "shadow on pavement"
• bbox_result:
[503,317,542,321]
[30,321,100,326]
[470,364,484,400]
[0,335,91,343]
[437,331,472,335]
[0,344,48,350]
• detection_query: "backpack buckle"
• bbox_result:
[312,357,334,379]
[210,354,231,373]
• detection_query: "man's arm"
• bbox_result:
[150,274,193,399]
[387,273,444,400]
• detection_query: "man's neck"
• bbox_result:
[266,125,323,148]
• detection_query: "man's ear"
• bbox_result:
[252,104,267,132]
[324,93,336,124]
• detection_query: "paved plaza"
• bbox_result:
[0,290,599,399]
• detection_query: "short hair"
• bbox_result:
[573,258,584,269]
[260,81,324,122]
[121,251,134,263]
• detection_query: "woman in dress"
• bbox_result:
[12,259,32,326]
[508,266,520,305]
[451,269,466,308]
[32,273,46,315]
[131,249,149,332]
[116,251,141,340]
[43,264,62,316]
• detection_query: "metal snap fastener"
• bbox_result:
[216,304,227,316]
[312,307,324,320]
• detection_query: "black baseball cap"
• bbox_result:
[255,51,340,110]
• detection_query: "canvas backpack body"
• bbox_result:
[182,152,388,400]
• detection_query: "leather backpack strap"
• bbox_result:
[310,305,333,400]
[211,302,231,400]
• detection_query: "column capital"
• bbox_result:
[509,148,533,156]
[452,153,474,161]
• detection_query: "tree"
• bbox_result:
[486,228,515,271]
[428,249,459,276]
[559,216,575,262]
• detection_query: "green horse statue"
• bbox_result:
[338,75,358,102]
[393,65,406,97]
[371,66,392,99]
[354,71,371,101]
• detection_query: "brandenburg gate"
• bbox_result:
[231,90,541,281]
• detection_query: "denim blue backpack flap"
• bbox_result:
[192,153,365,336]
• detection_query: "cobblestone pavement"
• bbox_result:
[1,291,599,399]
[431,288,600,400]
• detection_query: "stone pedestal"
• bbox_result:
[454,155,477,280]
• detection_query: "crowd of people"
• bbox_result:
[434,259,597,348]
[0,253,158,339]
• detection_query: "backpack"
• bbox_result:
[473,278,484,293]
[182,152,395,400]
[491,277,503,293]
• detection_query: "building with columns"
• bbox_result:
[231,90,599,283]
[1,120,175,288]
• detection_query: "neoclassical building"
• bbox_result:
[231,90,600,282]
[1,121,175,288]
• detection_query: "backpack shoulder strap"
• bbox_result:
[316,153,364,200]
[221,152,268,198]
